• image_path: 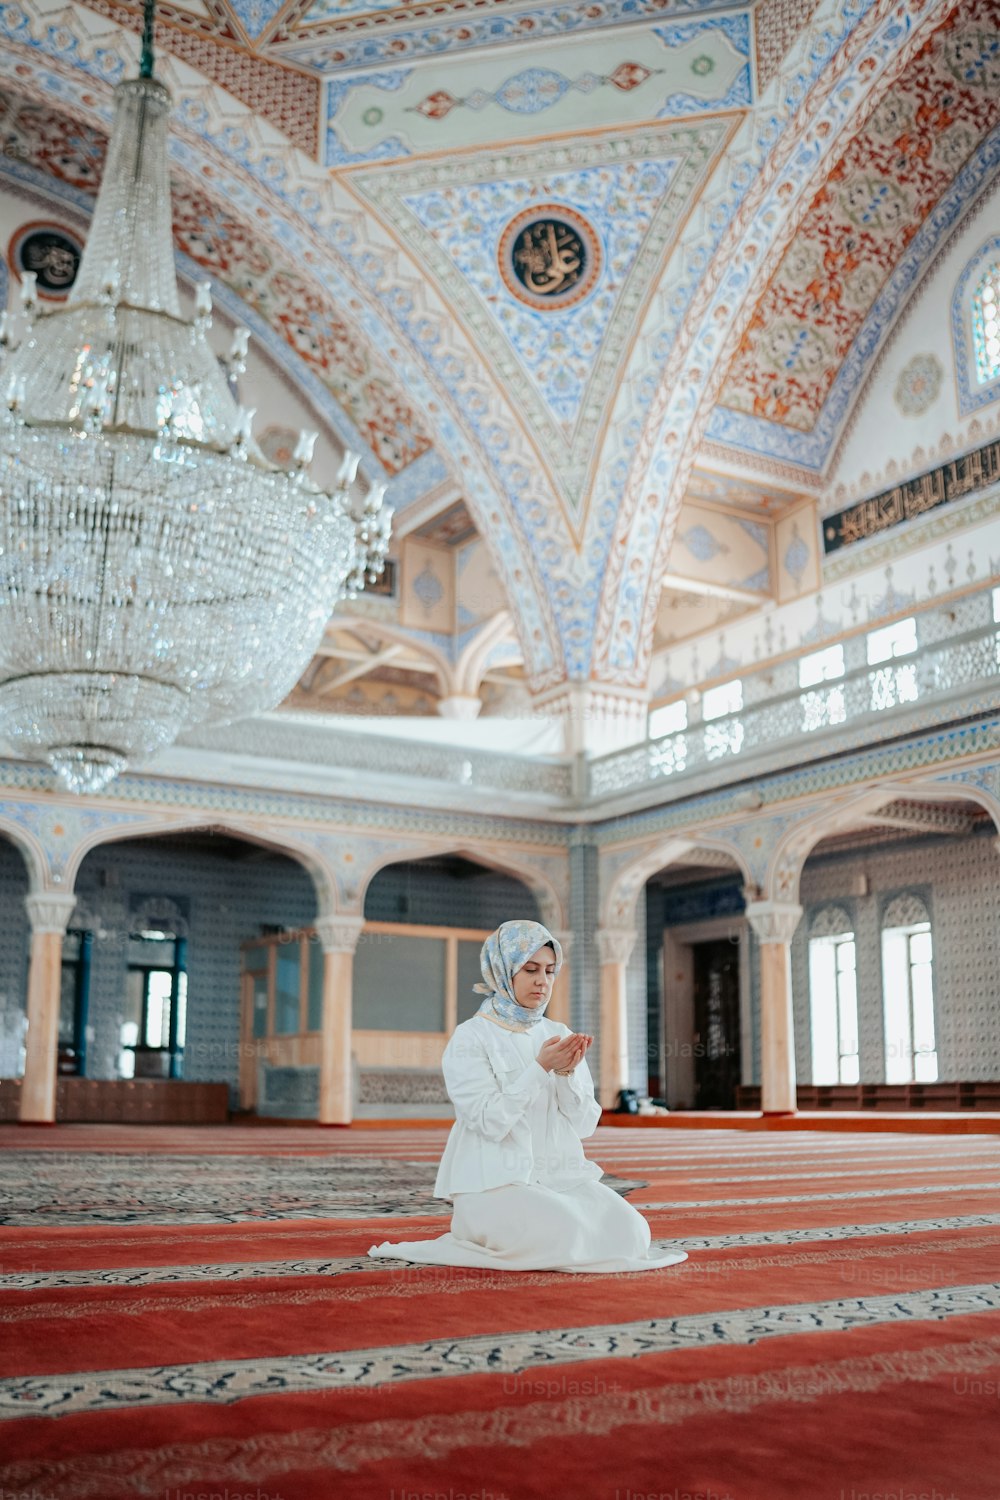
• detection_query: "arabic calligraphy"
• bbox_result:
[823,438,1000,553]
[499,205,601,311]
[13,224,83,299]
[512,219,585,298]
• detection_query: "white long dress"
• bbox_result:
[368,1014,688,1274]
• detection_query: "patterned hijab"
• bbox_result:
[474,920,563,1031]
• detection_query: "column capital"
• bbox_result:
[314,913,366,956]
[595,926,637,966]
[437,694,482,720]
[24,893,77,935]
[745,900,803,946]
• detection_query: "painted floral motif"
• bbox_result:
[783,524,810,586]
[412,563,445,612]
[893,353,943,417]
[719,7,1000,433]
[227,0,287,41]
[290,0,739,72]
[0,92,432,476]
[680,524,728,563]
[411,62,654,122]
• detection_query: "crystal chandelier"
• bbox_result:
[0,6,391,794]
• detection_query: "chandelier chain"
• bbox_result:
[140,0,156,81]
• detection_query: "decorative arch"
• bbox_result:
[600,836,750,931]
[766,777,1000,907]
[882,891,931,929]
[353,840,567,933]
[590,0,973,690]
[452,612,517,700]
[62,813,340,917]
[809,903,854,938]
[952,231,1000,414]
[128,894,191,940]
[0,810,48,892]
[331,615,452,696]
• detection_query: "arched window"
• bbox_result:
[807,904,858,1085]
[881,893,936,1084]
[952,235,1000,414]
[972,262,1000,385]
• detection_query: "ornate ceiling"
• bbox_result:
[1,0,998,708]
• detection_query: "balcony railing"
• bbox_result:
[587,584,1000,804]
[170,585,1000,814]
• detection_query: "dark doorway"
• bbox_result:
[692,938,741,1108]
[58,929,92,1076]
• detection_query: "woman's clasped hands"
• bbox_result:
[537,1032,594,1076]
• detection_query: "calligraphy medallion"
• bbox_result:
[498,205,601,310]
[8,221,84,301]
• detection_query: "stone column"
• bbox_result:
[745,900,803,1115]
[19,893,78,1125]
[548,929,573,1026]
[315,914,365,1126]
[595,926,637,1109]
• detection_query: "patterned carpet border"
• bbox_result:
[2,1283,999,1419]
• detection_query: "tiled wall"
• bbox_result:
[626,898,648,1093]
[364,858,539,928]
[1,843,546,1103]
[793,827,1000,1082]
[0,834,317,1098]
[0,840,30,1077]
[646,833,1000,1093]
[81,842,317,1093]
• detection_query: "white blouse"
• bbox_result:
[433,1014,603,1201]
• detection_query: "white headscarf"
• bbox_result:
[473,920,563,1030]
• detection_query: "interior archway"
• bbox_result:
[790,793,1000,1101]
[353,851,549,1117]
[643,846,749,1110]
[70,829,320,1105]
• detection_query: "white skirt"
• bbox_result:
[368,1179,688,1274]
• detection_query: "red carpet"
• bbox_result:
[1,1123,998,1499]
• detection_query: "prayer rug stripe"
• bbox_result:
[3,1216,999,1290]
[3,1332,995,1494]
[1,1282,998,1418]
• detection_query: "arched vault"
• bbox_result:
[1,0,991,706]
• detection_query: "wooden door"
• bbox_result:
[692,938,741,1109]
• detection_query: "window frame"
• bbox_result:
[880,892,938,1085]
[807,907,860,1086]
[951,233,1000,414]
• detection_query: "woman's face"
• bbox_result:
[512,944,558,1009]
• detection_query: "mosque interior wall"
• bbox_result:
[0,841,555,1112]
[793,825,1000,1083]
[646,827,1000,1106]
